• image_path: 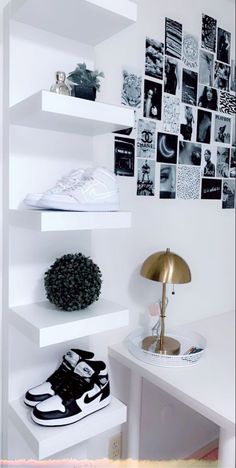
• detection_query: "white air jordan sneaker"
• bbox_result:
[24,168,86,208]
[39,167,119,211]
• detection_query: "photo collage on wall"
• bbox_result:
[113,12,235,209]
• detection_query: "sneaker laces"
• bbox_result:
[48,364,70,387]
[47,171,84,193]
[57,375,91,400]
[65,173,94,193]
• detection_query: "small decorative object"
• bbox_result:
[142,301,161,351]
[44,253,102,311]
[50,71,71,96]
[140,248,191,355]
[67,63,104,101]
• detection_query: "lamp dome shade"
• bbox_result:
[140,249,191,284]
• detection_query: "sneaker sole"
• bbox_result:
[31,395,112,426]
[24,397,41,407]
[39,199,119,212]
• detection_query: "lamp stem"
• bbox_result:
[158,282,166,353]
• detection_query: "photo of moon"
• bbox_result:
[157,132,178,164]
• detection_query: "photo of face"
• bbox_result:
[216,147,230,178]
[198,85,218,111]
[159,164,176,198]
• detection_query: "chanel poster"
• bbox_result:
[163,95,180,134]
[179,104,196,141]
[137,159,155,196]
[177,166,201,199]
[157,132,178,164]
[214,114,231,144]
[219,91,236,115]
[121,68,142,108]
[145,37,164,80]
[179,141,202,166]
[182,32,199,71]
[137,119,156,159]
[199,50,214,86]
[143,79,162,120]
[114,137,135,177]
[165,17,183,59]
[222,179,235,209]
[217,27,231,65]
[197,109,212,144]
[182,69,198,106]
[201,14,217,52]
[201,178,222,199]
[164,57,181,96]
[159,164,176,199]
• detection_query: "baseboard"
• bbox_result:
[187,439,219,460]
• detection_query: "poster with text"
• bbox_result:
[163,95,180,134]
[182,32,199,71]
[114,137,135,177]
[137,119,156,159]
[214,114,231,144]
[201,145,216,177]
[201,178,222,199]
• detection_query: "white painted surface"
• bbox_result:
[9,209,132,231]
[10,90,134,135]
[10,0,137,45]
[9,396,127,459]
[109,312,235,428]
[9,298,129,347]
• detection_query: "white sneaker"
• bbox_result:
[24,169,86,208]
[39,167,119,212]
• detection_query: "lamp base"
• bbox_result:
[156,336,181,355]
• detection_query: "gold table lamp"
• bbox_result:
[140,248,191,355]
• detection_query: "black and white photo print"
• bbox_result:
[217,28,231,65]
[230,60,236,92]
[232,116,236,147]
[178,141,202,166]
[222,179,235,209]
[201,145,216,177]
[143,79,162,120]
[201,178,222,200]
[216,146,230,178]
[159,164,176,199]
[199,50,214,86]
[182,69,198,106]
[179,104,196,141]
[214,61,230,91]
[137,159,155,196]
[164,57,181,96]
[157,132,178,164]
[165,17,183,59]
[230,148,236,178]
[197,109,212,144]
[121,68,142,108]
[163,95,180,134]
[182,32,199,71]
[198,85,218,111]
[219,92,236,115]
[177,166,201,199]
[214,114,231,144]
[145,37,164,80]
[137,119,156,159]
[201,14,217,52]
[114,137,135,177]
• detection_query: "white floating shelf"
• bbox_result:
[9,298,129,347]
[9,209,132,231]
[9,396,127,459]
[10,0,137,45]
[10,91,134,135]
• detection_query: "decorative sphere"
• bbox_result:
[44,253,102,311]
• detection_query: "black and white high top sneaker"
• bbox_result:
[24,349,94,407]
[31,360,111,426]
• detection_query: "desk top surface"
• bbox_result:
[109,311,235,429]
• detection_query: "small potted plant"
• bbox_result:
[67,62,104,101]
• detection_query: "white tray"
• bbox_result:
[126,327,207,367]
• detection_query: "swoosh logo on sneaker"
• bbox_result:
[84,384,108,404]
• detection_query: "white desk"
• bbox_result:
[109,311,235,467]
